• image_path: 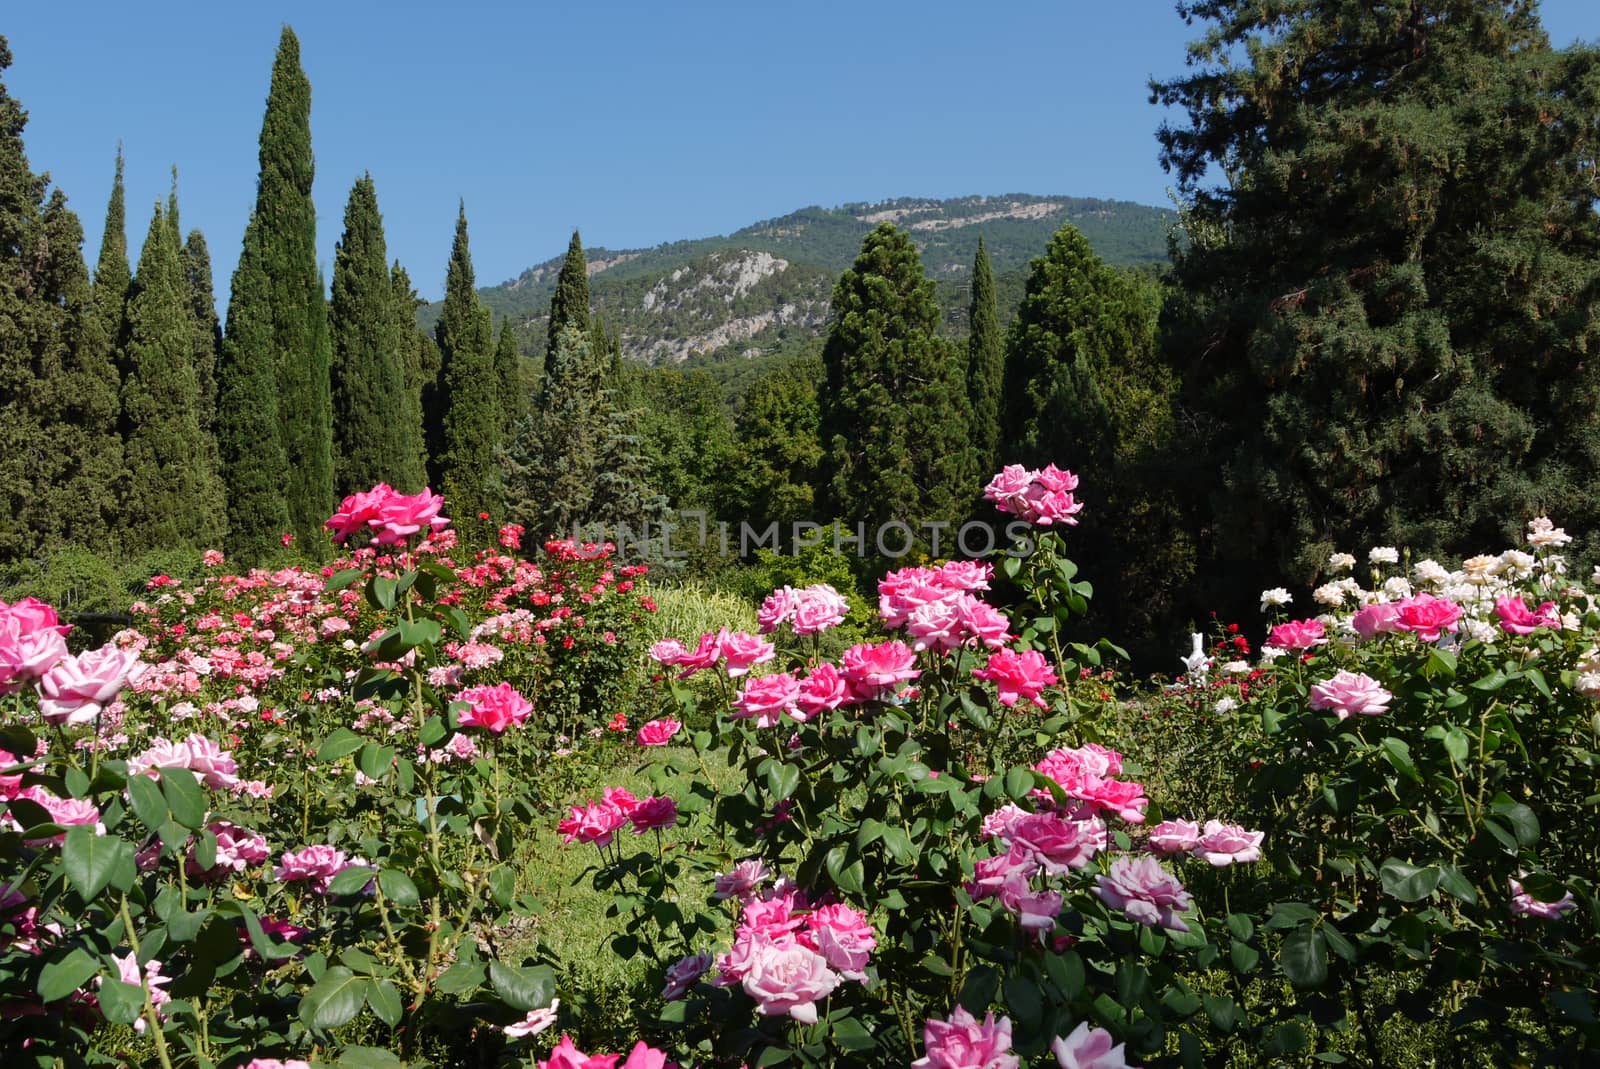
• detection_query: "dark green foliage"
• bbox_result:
[503,324,600,538]
[818,223,976,531]
[494,318,526,436]
[119,205,227,553]
[434,205,500,515]
[965,237,1005,476]
[725,356,824,538]
[330,174,421,495]
[636,368,737,517]
[180,230,220,433]
[392,262,433,490]
[1152,1,1600,611]
[545,230,591,382]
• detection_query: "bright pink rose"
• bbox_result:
[372,487,449,545]
[324,484,393,543]
[675,632,722,678]
[1267,618,1327,650]
[539,1036,621,1069]
[733,672,803,727]
[967,846,1039,902]
[241,1061,312,1069]
[1192,820,1264,866]
[455,682,532,733]
[2,597,69,637]
[980,803,1030,841]
[792,584,850,635]
[937,560,993,592]
[1146,819,1201,855]
[0,616,68,692]
[983,464,1084,526]
[1351,601,1403,638]
[797,663,852,716]
[0,749,22,800]
[1033,745,1143,821]
[719,630,776,678]
[739,891,807,942]
[647,638,687,665]
[557,800,628,847]
[618,1043,668,1069]
[1510,877,1577,919]
[1495,595,1561,636]
[661,951,713,1000]
[1051,1021,1131,1069]
[840,641,921,701]
[1393,593,1463,643]
[629,796,678,833]
[878,570,949,628]
[636,718,682,746]
[739,936,841,1024]
[603,787,641,817]
[973,648,1057,708]
[912,1006,1019,1069]
[1005,812,1103,874]
[1309,670,1391,719]
[274,845,352,894]
[36,645,141,726]
[804,903,877,980]
[956,596,1012,649]
[757,587,800,634]
[1094,856,1194,931]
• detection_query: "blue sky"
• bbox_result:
[7,1,1597,303]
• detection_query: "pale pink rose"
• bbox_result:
[980,803,1030,841]
[538,1035,621,1069]
[797,663,852,716]
[558,800,628,846]
[912,1005,1019,1069]
[1146,819,1201,855]
[504,998,560,1038]
[37,645,141,725]
[1000,876,1063,932]
[840,641,921,701]
[718,630,776,678]
[1393,593,1463,643]
[983,464,1035,503]
[661,951,713,1000]
[1309,670,1391,719]
[966,846,1039,902]
[1094,856,1194,931]
[319,616,351,637]
[647,638,687,665]
[371,487,449,545]
[274,845,353,894]
[455,682,532,733]
[1051,1021,1131,1069]
[324,483,393,543]
[733,672,803,727]
[1072,774,1149,825]
[712,859,768,902]
[181,734,241,789]
[907,596,965,653]
[739,936,841,1023]
[937,560,993,592]
[1005,812,1103,874]
[1192,820,1264,866]
[102,952,171,1033]
[1267,619,1327,650]
[10,786,104,843]
[973,648,1057,708]
[188,821,269,878]
[1495,595,1561,637]
[803,903,876,979]
[127,737,194,781]
[674,633,722,678]
[792,584,850,635]
[757,587,800,634]
[1350,601,1403,638]
[636,718,682,746]
[629,796,678,833]
[1510,877,1577,919]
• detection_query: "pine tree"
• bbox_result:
[120,204,227,553]
[544,230,592,397]
[1152,1,1600,600]
[434,205,500,516]
[504,324,599,538]
[494,318,526,436]
[330,174,419,495]
[219,25,331,557]
[818,223,976,530]
[965,236,1005,476]
[391,261,433,490]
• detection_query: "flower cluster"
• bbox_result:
[324,483,450,546]
[558,787,678,847]
[756,583,851,636]
[982,464,1084,526]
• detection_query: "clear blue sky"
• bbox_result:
[7,1,1597,303]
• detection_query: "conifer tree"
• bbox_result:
[818,223,976,530]
[219,25,331,556]
[965,236,1005,475]
[494,318,526,436]
[544,230,592,396]
[120,205,227,552]
[504,324,599,538]
[330,174,419,495]
[727,356,824,536]
[181,229,221,433]
[391,262,433,490]
[434,205,500,515]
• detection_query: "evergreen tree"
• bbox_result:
[219,25,331,556]
[818,223,976,531]
[504,324,599,537]
[726,356,824,537]
[1151,1,1600,603]
[391,262,433,490]
[494,318,526,436]
[544,230,592,396]
[120,204,227,552]
[180,229,221,433]
[330,174,420,495]
[434,205,499,515]
[965,236,1005,476]
[637,369,737,517]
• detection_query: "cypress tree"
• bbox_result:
[434,205,499,515]
[726,356,824,536]
[181,229,221,434]
[818,223,976,531]
[391,261,432,490]
[330,174,419,495]
[494,318,526,436]
[219,25,332,556]
[966,236,1005,476]
[544,230,591,397]
[503,324,598,537]
[120,204,227,552]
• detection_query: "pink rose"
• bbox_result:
[1051,1021,1131,1069]
[878,569,948,628]
[967,846,1039,902]
[1192,820,1264,866]
[188,821,269,879]
[603,787,641,818]
[647,639,687,666]
[739,936,841,1024]
[840,641,921,701]
[803,903,877,980]
[661,950,713,1000]
[1146,819,1201,855]
[1350,602,1403,638]
[558,800,628,847]
[629,796,678,834]
[103,952,171,1032]
[733,672,803,727]
[1495,595,1561,637]
[674,632,722,678]
[242,1061,313,1069]
[711,859,768,902]
[718,630,775,678]
[1004,812,1102,874]
[0,749,22,801]
[956,596,1012,649]
[636,718,682,746]
[455,682,532,734]
[1094,856,1194,931]
[937,560,993,592]
[503,998,560,1038]
[372,487,449,545]
[791,584,850,635]
[1000,876,1063,932]
[1393,593,1462,643]
[906,596,964,653]
[757,587,800,634]
[797,663,852,716]
[36,645,141,726]
[2,597,69,637]
[1266,618,1327,650]
[181,734,241,790]
[539,1036,622,1069]
[1510,877,1577,919]
[983,464,1035,503]
[9,786,104,843]
[973,648,1057,708]
[273,845,352,894]
[912,1006,1019,1069]
[1309,670,1391,719]
[618,1043,668,1069]
[324,483,393,543]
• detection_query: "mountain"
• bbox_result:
[422,194,1173,366]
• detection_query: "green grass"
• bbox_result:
[642,582,758,646]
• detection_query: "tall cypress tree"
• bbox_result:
[435,205,499,515]
[494,318,526,436]
[392,261,432,490]
[819,223,976,531]
[544,230,591,397]
[966,236,1005,476]
[181,229,221,434]
[503,324,599,537]
[120,205,227,552]
[330,174,418,495]
[219,26,331,556]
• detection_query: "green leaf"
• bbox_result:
[1280,927,1328,988]
[368,575,398,611]
[766,762,801,801]
[327,867,376,896]
[339,1048,406,1069]
[1441,727,1470,766]
[1436,864,1478,904]
[1379,737,1421,783]
[1226,912,1255,941]
[1230,939,1261,973]
[1203,994,1241,1034]
[1379,859,1440,902]
[435,959,486,995]
[160,768,206,829]
[1264,1021,1310,1057]
[316,728,366,764]
[397,618,441,650]
[358,743,394,782]
[377,869,421,908]
[1489,799,1539,847]
[367,978,402,1027]
[488,961,555,1012]
[238,904,300,961]
[1004,767,1035,801]
[63,825,119,899]
[832,1016,876,1051]
[325,568,365,593]
[125,773,167,831]
[300,965,368,1032]
[1469,669,1509,692]
[38,948,101,1002]
[96,976,146,1025]
[64,766,90,799]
